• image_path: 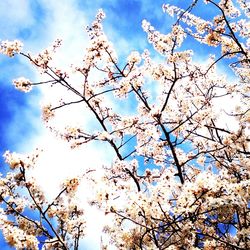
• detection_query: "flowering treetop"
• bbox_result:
[0,0,249,249]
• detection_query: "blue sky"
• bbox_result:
[0,0,227,249]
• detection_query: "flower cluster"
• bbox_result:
[31,39,62,70]
[41,104,55,123]
[142,19,186,55]
[127,51,141,65]
[0,40,23,57]
[81,9,117,72]
[13,77,32,92]
[3,149,40,170]
[63,177,80,194]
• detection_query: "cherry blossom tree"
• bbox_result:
[0,0,249,249]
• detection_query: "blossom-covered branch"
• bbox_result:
[0,0,249,249]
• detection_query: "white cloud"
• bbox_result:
[0,0,35,39]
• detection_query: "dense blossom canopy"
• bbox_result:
[0,0,249,249]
